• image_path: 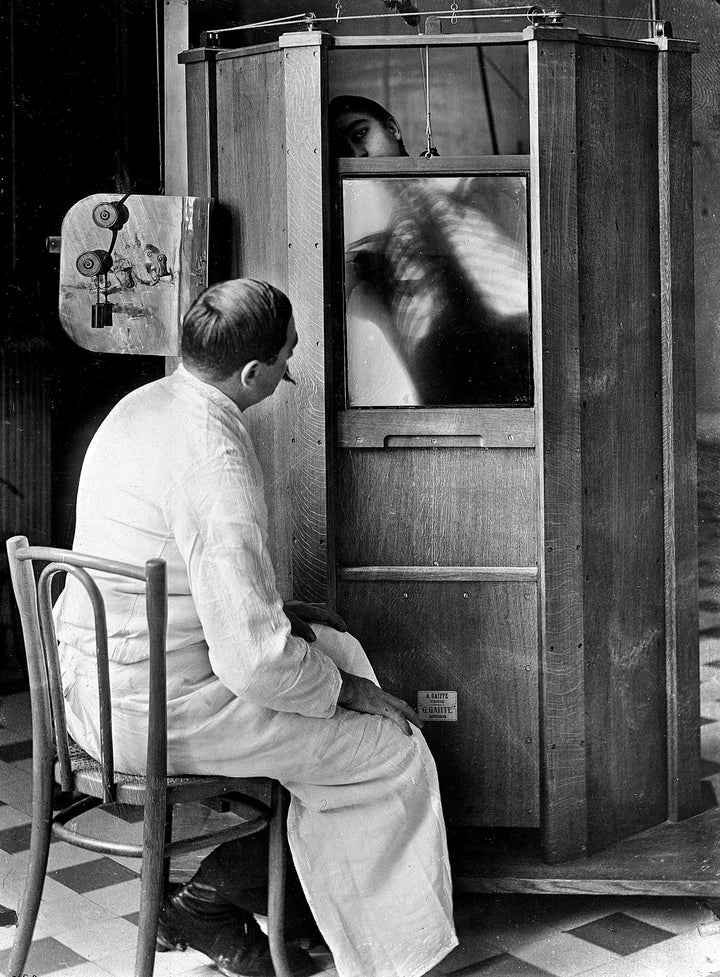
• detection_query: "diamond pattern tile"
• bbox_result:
[568,912,674,956]
[0,905,17,928]
[0,821,51,854]
[0,935,88,976]
[48,856,140,894]
[451,952,555,975]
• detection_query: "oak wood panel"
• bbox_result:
[212,49,293,595]
[451,806,720,896]
[576,43,667,853]
[337,580,539,826]
[338,566,537,581]
[329,32,526,48]
[337,408,535,448]
[529,38,588,863]
[282,34,333,603]
[336,447,536,567]
[657,48,701,820]
[336,156,530,176]
[184,54,218,199]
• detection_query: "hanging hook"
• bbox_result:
[419,45,440,158]
[450,1,459,25]
[335,0,343,23]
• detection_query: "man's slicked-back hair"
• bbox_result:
[181,279,292,381]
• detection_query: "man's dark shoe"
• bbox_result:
[156,880,317,977]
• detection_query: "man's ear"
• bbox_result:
[240,360,262,388]
[387,116,403,144]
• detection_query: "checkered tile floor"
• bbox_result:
[5,471,720,977]
[1,687,720,977]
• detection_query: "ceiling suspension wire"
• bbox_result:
[202,5,668,42]
[203,6,555,39]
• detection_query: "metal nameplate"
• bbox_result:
[417,690,458,722]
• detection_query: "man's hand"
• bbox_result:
[337,668,422,737]
[284,601,348,644]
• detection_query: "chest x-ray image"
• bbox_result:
[342,174,532,408]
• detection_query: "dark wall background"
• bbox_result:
[0,1,166,689]
[3,1,167,546]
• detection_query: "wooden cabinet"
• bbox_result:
[182,22,709,885]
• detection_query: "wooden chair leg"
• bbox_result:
[8,756,54,977]
[134,802,172,977]
[267,782,291,977]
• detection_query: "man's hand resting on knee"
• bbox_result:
[337,669,423,736]
[284,601,347,643]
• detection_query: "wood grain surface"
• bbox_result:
[282,35,334,603]
[529,36,588,864]
[657,47,702,822]
[452,805,720,895]
[337,408,535,448]
[576,43,667,854]
[336,447,536,567]
[337,580,539,826]
[210,47,296,595]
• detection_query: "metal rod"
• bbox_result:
[566,12,657,24]
[477,47,499,155]
[204,6,541,36]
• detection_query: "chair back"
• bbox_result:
[5,536,168,803]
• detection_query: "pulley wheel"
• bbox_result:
[76,249,112,277]
[92,201,128,230]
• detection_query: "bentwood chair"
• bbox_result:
[5,535,292,977]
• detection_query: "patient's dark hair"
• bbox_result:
[329,95,407,156]
[181,279,292,381]
[329,95,394,128]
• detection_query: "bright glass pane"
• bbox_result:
[342,175,532,407]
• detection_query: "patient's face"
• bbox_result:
[333,111,403,158]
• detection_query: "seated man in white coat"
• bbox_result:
[55,279,457,977]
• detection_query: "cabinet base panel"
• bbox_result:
[451,807,720,896]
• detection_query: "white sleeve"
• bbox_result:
[170,443,341,718]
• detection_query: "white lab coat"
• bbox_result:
[55,365,457,977]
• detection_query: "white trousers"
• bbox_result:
[61,626,458,977]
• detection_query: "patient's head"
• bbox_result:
[330,95,407,158]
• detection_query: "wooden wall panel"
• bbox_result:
[529,33,588,864]
[576,44,667,852]
[336,447,536,568]
[281,34,332,604]
[337,580,539,826]
[184,52,218,200]
[657,45,701,821]
[212,49,294,596]
[0,350,51,681]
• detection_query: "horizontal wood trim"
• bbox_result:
[655,37,699,53]
[216,42,284,60]
[384,436,497,449]
[338,566,537,582]
[330,32,527,48]
[337,408,535,448]
[178,47,221,64]
[452,806,720,895]
[525,28,696,54]
[455,877,720,897]
[337,156,530,176]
